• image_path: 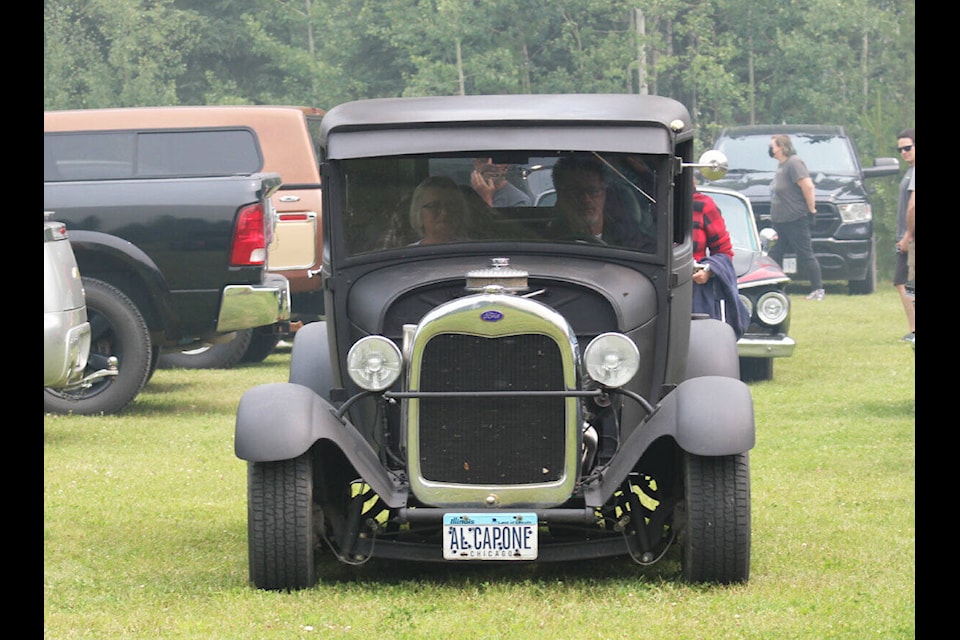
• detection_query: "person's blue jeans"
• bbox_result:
[768,216,823,290]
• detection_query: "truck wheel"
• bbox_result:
[848,243,877,295]
[158,328,253,369]
[145,346,161,383]
[680,452,750,584]
[240,326,281,364]
[738,357,773,382]
[44,278,152,416]
[248,454,319,590]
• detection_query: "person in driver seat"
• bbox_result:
[549,156,654,251]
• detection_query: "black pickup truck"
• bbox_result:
[43,124,291,415]
[708,125,900,294]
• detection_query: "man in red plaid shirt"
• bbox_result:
[691,184,747,338]
[692,189,734,263]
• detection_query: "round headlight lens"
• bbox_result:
[347,336,403,391]
[756,291,789,326]
[584,333,640,388]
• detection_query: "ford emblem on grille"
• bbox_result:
[480,310,504,322]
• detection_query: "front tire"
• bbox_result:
[680,452,751,584]
[248,454,319,590]
[44,278,152,416]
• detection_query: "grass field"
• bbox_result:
[44,282,915,639]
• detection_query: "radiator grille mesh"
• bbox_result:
[417,334,566,484]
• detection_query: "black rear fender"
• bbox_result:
[686,317,740,379]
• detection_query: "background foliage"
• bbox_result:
[43,0,915,276]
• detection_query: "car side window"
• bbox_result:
[44,129,263,181]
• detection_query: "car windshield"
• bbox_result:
[716,133,858,176]
[705,191,759,252]
[334,151,663,257]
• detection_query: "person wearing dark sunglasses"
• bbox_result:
[894,128,915,345]
[547,155,655,251]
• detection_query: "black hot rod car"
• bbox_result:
[235,94,755,590]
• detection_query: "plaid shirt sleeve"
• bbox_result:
[693,192,734,260]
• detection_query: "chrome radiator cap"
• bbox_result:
[465,257,529,294]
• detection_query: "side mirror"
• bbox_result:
[759,227,778,252]
[862,157,901,179]
[682,150,728,181]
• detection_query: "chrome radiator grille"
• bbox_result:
[417,334,566,485]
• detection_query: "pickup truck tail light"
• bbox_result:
[230,203,268,266]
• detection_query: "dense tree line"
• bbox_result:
[44,0,915,275]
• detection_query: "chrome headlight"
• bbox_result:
[756,291,789,326]
[837,202,871,223]
[584,333,639,388]
[739,293,754,320]
[347,336,403,391]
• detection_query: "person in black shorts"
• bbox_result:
[894,128,915,344]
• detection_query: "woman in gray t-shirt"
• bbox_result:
[767,133,825,299]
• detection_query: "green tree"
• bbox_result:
[44,0,914,277]
[44,0,200,109]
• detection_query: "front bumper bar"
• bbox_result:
[736,335,796,358]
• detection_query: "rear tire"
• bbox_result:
[240,326,281,363]
[158,328,253,369]
[145,346,161,384]
[43,278,152,415]
[680,452,751,584]
[248,454,319,591]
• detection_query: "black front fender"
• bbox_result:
[584,375,754,506]
[234,382,407,507]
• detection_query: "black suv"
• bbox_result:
[708,125,899,294]
[235,94,756,590]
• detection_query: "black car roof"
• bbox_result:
[319,94,693,149]
[321,94,691,131]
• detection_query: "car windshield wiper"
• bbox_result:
[591,152,655,204]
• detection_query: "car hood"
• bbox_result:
[733,248,788,287]
[708,173,865,205]
[345,254,660,338]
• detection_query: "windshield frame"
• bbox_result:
[324,150,672,268]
